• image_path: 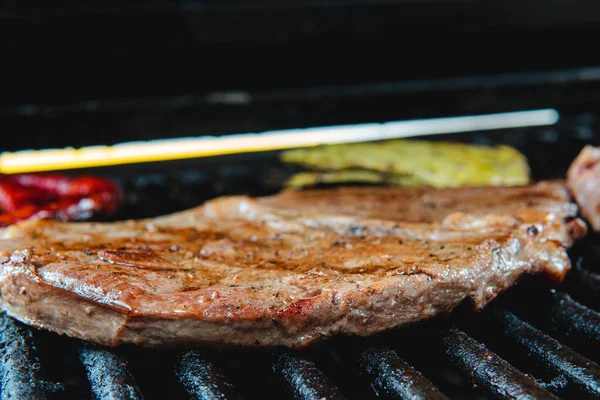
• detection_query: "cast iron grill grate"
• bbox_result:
[1,116,600,400]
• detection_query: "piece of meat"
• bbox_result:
[567,145,600,231]
[0,181,586,348]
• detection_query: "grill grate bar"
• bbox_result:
[175,350,244,400]
[494,309,600,397]
[565,262,600,302]
[441,328,559,399]
[273,351,346,400]
[78,343,145,400]
[0,314,51,400]
[552,292,600,346]
[357,345,449,400]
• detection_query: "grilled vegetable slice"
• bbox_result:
[281,139,530,188]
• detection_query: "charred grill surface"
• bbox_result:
[494,309,600,397]
[273,352,346,400]
[562,262,600,303]
[357,345,449,400]
[441,328,559,399]
[78,344,144,400]
[175,350,244,400]
[0,313,52,400]
[551,292,600,350]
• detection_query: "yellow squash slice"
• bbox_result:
[281,139,530,189]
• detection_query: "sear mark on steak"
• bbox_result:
[0,180,587,348]
[97,249,180,271]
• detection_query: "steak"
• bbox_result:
[0,181,586,348]
[567,145,600,230]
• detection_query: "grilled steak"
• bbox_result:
[0,181,586,348]
[567,145,600,230]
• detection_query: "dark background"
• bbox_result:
[2,0,600,151]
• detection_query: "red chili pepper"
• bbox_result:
[0,173,123,227]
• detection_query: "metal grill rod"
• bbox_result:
[273,351,346,400]
[357,345,449,400]
[0,314,51,400]
[494,309,600,397]
[441,328,559,399]
[78,343,144,400]
[552,292,600,347]
[563,258,600,303]
[175,350,244,400]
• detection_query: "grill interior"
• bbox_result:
[2,114,600,400]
